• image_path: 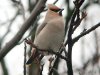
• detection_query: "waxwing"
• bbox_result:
[26,4,65,65]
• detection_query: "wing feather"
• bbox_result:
[35,22,47,37]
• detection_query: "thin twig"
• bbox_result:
[11,0,20,4]
[40,64,44,75]
[19,0,26,20]
[24,42,26,75]
[62,46,68,57]
[53,0,59,4]
[73,22,100,43]
[65,22,100,46]
[40,50,67,61]
[49,68,59,75]
[72,11,87,34]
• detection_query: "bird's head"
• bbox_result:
[47,4,64,16]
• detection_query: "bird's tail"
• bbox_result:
[26,48,39,65]
[26,48,44,65]
[26,55,34,65]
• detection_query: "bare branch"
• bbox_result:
[19,0,26,20]
[73,22,100,43]
[53,0,59,4]
[11,0,20,4]
[72,11,87,34]
[38,49,67,61]
[0,0,47,61]
[66,0,85,75]
[24,42,26,75]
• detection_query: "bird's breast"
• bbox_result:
[34,18,65,55]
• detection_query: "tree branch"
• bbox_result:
[24,42,26,75]
[66,0,85,75]
[0,0,47,61]
[73,22,100,43]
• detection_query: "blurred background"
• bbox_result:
[0,0,100,75]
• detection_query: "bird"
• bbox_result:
[26,4,65,65]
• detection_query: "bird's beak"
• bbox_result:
[60,8,64,11]
[59,8,64,16]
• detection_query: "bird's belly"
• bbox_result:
[34,30,64,52]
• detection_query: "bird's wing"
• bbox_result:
[35,22,47,37]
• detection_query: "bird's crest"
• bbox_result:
[48,4,61,11]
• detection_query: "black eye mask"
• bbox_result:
[50,8,61,12]
[50,8,64,16]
